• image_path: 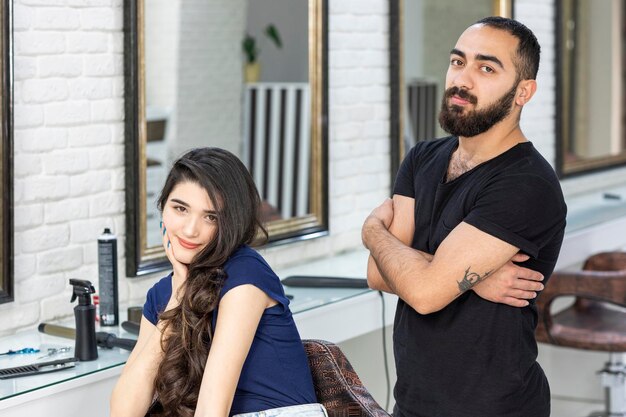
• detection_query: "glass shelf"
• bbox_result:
[565,185,626,233]
[0,317,141,401]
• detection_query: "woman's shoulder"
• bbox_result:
[221,245,283,297]
[147,273,173,297]
[144,273,172,325]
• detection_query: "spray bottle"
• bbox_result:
[69,278,98,361]
[98,228,119,326]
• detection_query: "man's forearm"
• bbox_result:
[364,218,431,303]
[367,255,395,293]
[363,198,522,314]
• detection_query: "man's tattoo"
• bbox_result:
[457,267,493,292]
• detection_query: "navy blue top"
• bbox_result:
[143,245,316,415]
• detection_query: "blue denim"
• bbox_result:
[233,403,328,417]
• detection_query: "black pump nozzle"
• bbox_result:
[68,278,98,361]
[70,279,96,306]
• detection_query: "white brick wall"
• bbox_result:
[516,0,557,166]
[1,0,125,335]
[2,0,625,336]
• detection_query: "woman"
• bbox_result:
[111,148,326,417]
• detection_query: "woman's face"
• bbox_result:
[162,180,218,265]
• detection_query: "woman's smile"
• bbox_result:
[178,236,201,250]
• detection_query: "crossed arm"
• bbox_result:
[364,195,544,314]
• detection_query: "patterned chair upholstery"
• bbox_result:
[303,339,391,417]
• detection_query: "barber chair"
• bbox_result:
[536,252,626,417]
[303,339,391,417]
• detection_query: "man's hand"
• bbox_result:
[472,253,544,307]
[362,198,394,250]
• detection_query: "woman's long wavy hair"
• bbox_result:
[152,148,266,417]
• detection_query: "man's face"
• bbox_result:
[439,80,518,138]
[438,25,521,138]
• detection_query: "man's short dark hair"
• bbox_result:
[475,16,540,80]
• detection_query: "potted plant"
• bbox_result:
[242,24,282,83]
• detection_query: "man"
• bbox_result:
[362,17,566,417]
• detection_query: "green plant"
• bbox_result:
[242,24,282,64]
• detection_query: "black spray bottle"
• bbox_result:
[98,228,119,326]
[70,278,98,361]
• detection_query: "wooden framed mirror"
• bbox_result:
[389,0,514,184]
[0,0,12,304]
[124,0,328,276]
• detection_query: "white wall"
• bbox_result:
[246,0,309,83]
[144,0,245,162]
[9,0,126,331]
[172,0,245,161]
[515,0,557,166]
[144,0,179,113]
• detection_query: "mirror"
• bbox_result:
[389,0,514,182]
[556,0,626,176]
[0,0,12,304]
[124,0,328,276]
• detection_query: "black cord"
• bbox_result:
[379,290,391,411]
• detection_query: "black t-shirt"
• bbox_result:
[392,136,567,417]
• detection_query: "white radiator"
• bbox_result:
[243,83,311,219]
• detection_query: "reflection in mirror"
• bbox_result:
[389,0,513,181]
[125,0,328,276]
[557,0,626,176]
[0,0,12,304]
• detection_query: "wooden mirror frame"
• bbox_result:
[388,0,514,185]
[0,0,13,304]
[124,0,328,276]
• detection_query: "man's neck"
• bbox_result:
[446,121,527,182]
[459,121,526,160]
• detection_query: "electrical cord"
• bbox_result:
[379,290,391,412]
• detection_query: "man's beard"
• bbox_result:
[438,83,517,137]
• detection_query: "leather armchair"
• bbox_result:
[536,251,626,416]
[303,339,391,417]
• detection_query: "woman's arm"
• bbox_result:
[110,316,165,417]
[111,225,189,416]
[193,284,274,417]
